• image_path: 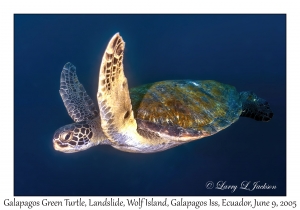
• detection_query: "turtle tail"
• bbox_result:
[239,91,273,122]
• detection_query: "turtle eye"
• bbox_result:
[61,131,73,141]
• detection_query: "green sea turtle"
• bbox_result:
[53,33,273,153]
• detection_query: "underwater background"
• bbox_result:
[14,14,286,196]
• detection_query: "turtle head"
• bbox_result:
[53,121,95,153]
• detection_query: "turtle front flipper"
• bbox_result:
[240,91,273,122]
[97,33,137,142]
[59,62,99,122]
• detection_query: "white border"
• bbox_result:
[1,0,299,209]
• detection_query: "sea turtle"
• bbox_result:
[53,33,273,153]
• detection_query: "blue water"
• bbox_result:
[14,14,286,196]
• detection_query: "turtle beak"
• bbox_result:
[53,139,80,153]
[53,140,68,151]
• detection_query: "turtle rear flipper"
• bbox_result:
[240,91,273,122]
